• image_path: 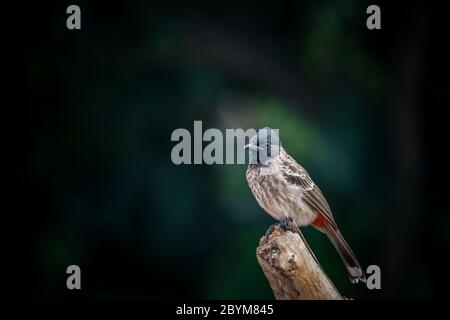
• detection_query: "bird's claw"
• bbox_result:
[264,223,278,240]
[264,218,297,241]
[280,217,295,232]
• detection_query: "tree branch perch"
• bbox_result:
[256,221,345,300]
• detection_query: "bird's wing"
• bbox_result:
[280,155,335,223]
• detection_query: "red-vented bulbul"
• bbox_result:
[245,127,365,283]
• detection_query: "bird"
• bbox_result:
[245,127,365,283]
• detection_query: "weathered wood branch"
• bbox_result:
[256,221,345,300]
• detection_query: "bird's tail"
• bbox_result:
[323,223,366,284]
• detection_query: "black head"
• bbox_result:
[245,127,281,165]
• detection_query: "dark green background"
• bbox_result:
[22,0,446,299]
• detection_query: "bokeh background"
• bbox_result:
[22,0,447,299]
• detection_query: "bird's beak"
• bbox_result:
[244,143,262,151]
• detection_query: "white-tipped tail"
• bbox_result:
[323,223,365,284]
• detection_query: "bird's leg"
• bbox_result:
[280,217,297,233]
[264,223,278,240]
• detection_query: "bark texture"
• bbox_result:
[256,221,345,300]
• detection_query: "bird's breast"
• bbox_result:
[246,167,317,225]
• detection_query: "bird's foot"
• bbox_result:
[280,217,296,233]
[264,223,278,240]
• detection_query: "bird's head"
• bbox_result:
[245,127,281,165]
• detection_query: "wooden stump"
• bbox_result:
[256,221,344,300]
